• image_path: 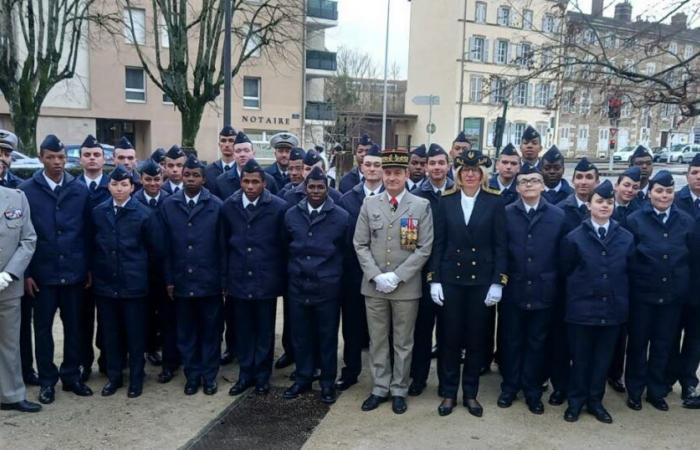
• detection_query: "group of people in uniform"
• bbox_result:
[0,124,698,426]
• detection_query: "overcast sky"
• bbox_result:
[325,0,696,79]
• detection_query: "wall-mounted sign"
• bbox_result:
[241,115,291,126]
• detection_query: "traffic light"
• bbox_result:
[608,97,622,119]
[609,138,616,151]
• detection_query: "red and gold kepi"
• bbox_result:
[381,148,410,168]
[454,149,492,169]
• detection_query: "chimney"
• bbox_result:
[592,0,604,17]
[614,1,632,22]
[671,13,688,29]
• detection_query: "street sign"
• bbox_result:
[610,127,618,138]
[412,95,440,106]
[426,123,436,134]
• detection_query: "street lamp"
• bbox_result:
[381,0,391,150]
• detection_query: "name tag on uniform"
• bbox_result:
[400,216,418,250]
[4,208,22,220]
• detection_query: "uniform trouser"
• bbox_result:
[146,289,159,354]
[234,298,276,386]
[483,304,497,369]
[499,304,551,402]
[365,296,419,397]
[281,295,294,360]
[625,302,682,400]
[340,274,369,381]
[20,295,34,377]
[289,298,339,389]
[545,302,570,394]
[567,324,620,410]
[223,296,236,356]
[150,279,179,370]
[0,297,26,403]
[607,325,627,381]
[33,284,83,387]
[79,288,99,371]
[666,304,700,391]
[96,296,146,386]
[438,284,490,400]
[175,296,223,384]
[410,287,438,386]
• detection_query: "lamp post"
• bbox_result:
[381,0,391,150]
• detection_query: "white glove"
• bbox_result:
[0,272,12,292]
[484,283,503,307]
[373,274,392,293]
[384,272,400,289]
[430,283,444,306]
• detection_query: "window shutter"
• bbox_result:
[483,39,489,62]
[528,82,535,106]
[467,37,474,61]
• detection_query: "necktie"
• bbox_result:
[598,226,606,240]
[246,203,256,212]
[188,199,195,209]
[54,185,61,195]
[370,192,375,196]
[310,210,319,220]
[694,198,700,209]
[527,208,536,219]
[658,212,667,223]
[89,181,97,192]
[390,196,398,212]
[579,204,588,216]
[114,205,122,216]
[148,198,157,208]
[224,165,231,172]
[638,191,646,200]
[173,186,180,193]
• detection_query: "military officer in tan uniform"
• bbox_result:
[354,149,433,415]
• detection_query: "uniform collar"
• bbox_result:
[185,191,201,204]
[242,195,259,208]
[546,180,562,192]
[168,180,183,191]
[362,183,383,197]
[42,171,63,190]
[144,191,160,203]
[385,189,407,204]
[113,197,131,209]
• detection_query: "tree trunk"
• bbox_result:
[9,97,40,156]
[180,103,206,151]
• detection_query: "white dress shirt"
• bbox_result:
[362,183,382,197]
[242,195,259,208]
[43,172,63,190]
[185,192,201,206]
[461,189,480,225]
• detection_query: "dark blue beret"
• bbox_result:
[303,149,322,166]
[574,157,596,173]
[454,131,470,144]
[521,125,540,141]
[427,143,448,158]
[593,179,614,199]
[234,131,252,145]
[40,134,64,152]
[620,166,641,182]
[80,134,101,149]
[542,145,564,163]
[140,159,162,176]
[411,144,427,158]
[242,159,264,176]
[219,125,236,137]
[631,145,651,161]
[115,136,134,150]
[516,163,541,178]
[290,147,306,161]
[358,134,372,146]
[305,166,327,184]
[649,170,674,187]
[110,165,133,182]
[691,153,700,167]
[500,143,518,157]
[183,155,204,170]
[366,144,382,158]
[151,148,166,163]
[165,145,185,160]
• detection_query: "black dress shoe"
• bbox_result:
[1,399,42,413]
[229,380,254,396]
[438,398,456,416]
[23,371,40,386]
[63,382,93,397]
[101,381,123,397]
[255,383,270,395]
[275,353,294,369]
[361,394,389,411]
[335,377,358,391]
[588,405,613,424]
[220,351,235,366]
[146,352,162,366]
[127,385,143,398]
[283,383,311,400]
[463,398,483,417]
[203,380,218,395]
[320,387,337,404]
[646,396,669,411]
[79,367,92,383]
[158,369,175,384]
[392,396,407,414]
[626,397,642,411]
[527,399,545,415]
[408,381,426,397]
[184,380,200,395]
[564,407,580,422]
[38,386,55,404]
[548,390,565,406]
[683,396,700,409]
[681,386,698,401]
[607,378,626,393]
[497,392,515,408]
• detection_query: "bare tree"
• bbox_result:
[123,0,303,148]
[0,0,116,154]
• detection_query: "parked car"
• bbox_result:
[10,150,43,170]
[651,146,667,162]
[662,143,700,163]
[64,144,115,169]
[612,145,638,163]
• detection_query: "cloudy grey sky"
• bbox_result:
[325,0,695,79]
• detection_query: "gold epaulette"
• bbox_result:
[426,272,434,282]
[442,186,459,196]
[499,273,509,286]
[483,185,501,196]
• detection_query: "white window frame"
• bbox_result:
[469,76,483,103]
[492,78,506,104]
[245,23,262,58]
[243,76,261,109]
[542,14,555,33]
[684,45,694,60]
[515,82,528,106]
[496,40,508,64]
[123,8,146,45]
[125,67,146,103]
[522,9,533,30]
[475,2,487,24]
[497,6,510,26]
[158,14,169,48]
[471,36,485,61]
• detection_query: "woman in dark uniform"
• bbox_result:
[428,149,508,417]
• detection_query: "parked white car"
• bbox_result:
[612,145,637,163]
[664,144,700,163]
[10,150,43,169]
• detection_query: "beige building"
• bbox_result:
[0,0,339,163]
[400,0,562,154]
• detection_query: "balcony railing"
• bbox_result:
[306,102,337,121]
[306,50,337,71]
[307,0,338,21]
